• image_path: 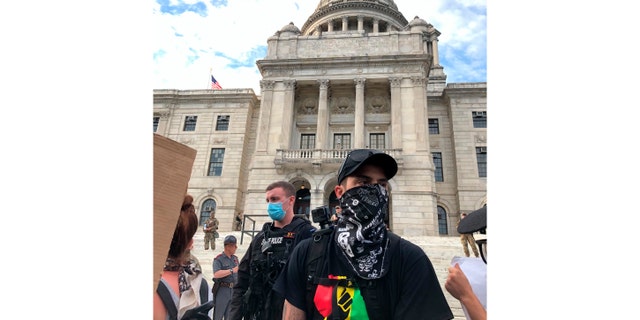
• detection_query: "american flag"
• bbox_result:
[211,75,222,90]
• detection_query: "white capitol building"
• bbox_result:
[153,0,486,237]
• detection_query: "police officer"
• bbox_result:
[212,235,240,320]
[228,181,316,320]
[204,213,219,250]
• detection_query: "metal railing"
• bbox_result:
[239,214,269,245]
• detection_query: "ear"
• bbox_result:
[334,184,345,199]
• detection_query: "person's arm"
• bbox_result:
[153,292,167,320]
[282,299,306,320]
[212,257,221,276]
[213,268,234,279]
[445,263,486,320]
[213,258,234,279]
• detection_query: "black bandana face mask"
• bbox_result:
[334,184,390,279]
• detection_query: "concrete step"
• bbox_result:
[189,229,475,319]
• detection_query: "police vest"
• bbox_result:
[243,217,311,319]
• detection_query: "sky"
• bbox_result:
[153,0,487,94]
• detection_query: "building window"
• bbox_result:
[369,133,385,149]
[476,146,487,178]
[153,116,159,132]
[437,206,448,235]
[472,111,486,128]
[199,199,217,226]
[216,115,229,131]
[428,118,440,134]
[300,134,315,158]
[207,148,225,176]
[300,134,315,149]
[183,115,197,131]
[432,152,444,182]
[334,134,351,149]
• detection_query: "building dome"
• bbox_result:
[302,0,408,35]
[279,22,301,35]
[316,0,399,11]
[408,16,430,30]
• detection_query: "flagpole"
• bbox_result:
[208,67,212,89]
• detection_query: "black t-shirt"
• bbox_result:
[273,232,454,320]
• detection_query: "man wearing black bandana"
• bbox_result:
[274,149,453,320]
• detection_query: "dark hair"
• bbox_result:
[265,181,296,197]
[168,194,199,263]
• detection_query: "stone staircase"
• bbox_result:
[190,228,473,319]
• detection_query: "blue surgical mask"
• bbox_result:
[267,202,286,221]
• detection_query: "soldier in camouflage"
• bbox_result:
[458,212,479,257]
[204,213,220,250]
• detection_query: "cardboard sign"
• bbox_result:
[153,134,197,293]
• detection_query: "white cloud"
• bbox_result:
[153,0,486,94]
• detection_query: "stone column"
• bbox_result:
[389,77,403,149]
[431,36,440,66]
[316,79,330,150]
[256,80,275,152]
[412,76,428,151]
[312,188,324,213]
[342,16,348,31]
[373,19,379,33]
[357,16,364,32]
[328,19,334,32]
[159,108,172,136]
[280,80,296,149]
[354,78,366,148]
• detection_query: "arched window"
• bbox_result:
[294,187,311,216]
[200,199,217,226]
[437,206,448,235]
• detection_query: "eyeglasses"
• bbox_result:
[475,239,487,264]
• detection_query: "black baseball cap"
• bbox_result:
[223,235,237,245]
[337,149,398,184]
[457,206,487,234]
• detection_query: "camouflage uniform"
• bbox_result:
[204,216,219,250]
[457,217,479,257]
